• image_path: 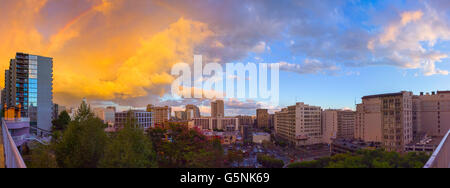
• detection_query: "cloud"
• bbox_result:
[53,17,213,103]
[2,0,450,109]
[367,7,450,75]
[278,59,339,75]
[251,41,267,53]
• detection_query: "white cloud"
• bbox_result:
[251,41,267,53]
[368,8,450,76]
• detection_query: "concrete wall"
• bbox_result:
[37,56,53,133]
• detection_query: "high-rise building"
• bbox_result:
[355,91,414,152]
[322,110,356,144]
[211,100,224,117]
[2,53,53,136]
[275,102,322,146]
[185,104,200,120]
[257,109,269,129]
[147,105,171,126]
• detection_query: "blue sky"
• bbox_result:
[207,0,450,115]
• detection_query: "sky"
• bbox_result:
[1,0,450,116]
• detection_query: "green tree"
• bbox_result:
[51,111,72,144]
[51,111,71,132]
[288,149,430,168]
[288,160,321,168]
[150,124,225,168]
[227,149,244,167]
[28,144,58,168]
[99,116,157,168]
[257,154,284,168]
[55,100,107,168]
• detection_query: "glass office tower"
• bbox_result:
[2,53,53,136]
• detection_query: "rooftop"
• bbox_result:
[253,132,270,136]
[407,133,443,147]
[437,91,450,94]
[332,138,381,150]
[362,92,404,99]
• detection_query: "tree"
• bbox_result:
[149,123,225,168]
[287,160,321,168]
[55,100,107,168]
[51,111,71,132]
[99,117,157,168]
[28,143,58,168]
[288,149,430,168]
[257,154,284,168]
[51,111,72,144]
[227,149,244,167]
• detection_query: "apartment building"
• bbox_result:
[322,109,356,144]
[257,109,269,129]
[2,53,53,136]
[147,105,171,126]
[275,102,322,146]
[236,115,254,126]
[355,91,414,152]
[192,117,239,131]
[211,100,224,118]
[114,110,153,131]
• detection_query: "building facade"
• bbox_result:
[236,115,254,127]
[256,109,269,129]
[356,91,414,152]
[192,117,239,131]
[211,100,224,118]
[93,107,116,125]
[2,53,53,136]
[355,97,383,143]
[413,91,450,137]
[114,110,153,131]
[174,111,187,120]
[322,110,356,144]
[185,104,201,120]
[275,102,322,146]
[147,105,171,126]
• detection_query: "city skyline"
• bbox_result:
[1,0,450,116]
